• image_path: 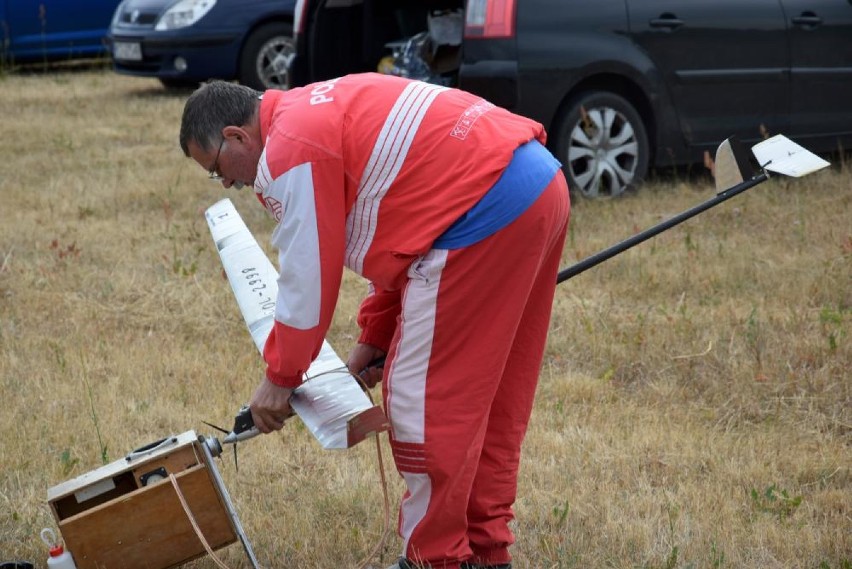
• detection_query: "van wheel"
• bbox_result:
[239,22,294,90]
[554,91,649,199]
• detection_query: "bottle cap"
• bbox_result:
[49,544,64,557]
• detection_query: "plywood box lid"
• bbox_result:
[47,431,201,502]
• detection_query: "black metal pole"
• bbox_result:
[556,172,769,284]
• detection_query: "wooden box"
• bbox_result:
[47,431,256,569]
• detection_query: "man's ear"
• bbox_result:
[223,124,249,144]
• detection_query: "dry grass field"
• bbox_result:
[0,68,849,569]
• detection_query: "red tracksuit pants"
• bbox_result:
[382,172,570,568]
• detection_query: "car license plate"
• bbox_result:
[113,41,142,61]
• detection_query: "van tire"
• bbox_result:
[554,91,649,199]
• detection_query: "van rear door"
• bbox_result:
[458,0,519,109]
[289,0,440,87]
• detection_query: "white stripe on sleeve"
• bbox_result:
[268,162,322,330]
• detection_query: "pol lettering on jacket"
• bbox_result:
[310,77,342,105]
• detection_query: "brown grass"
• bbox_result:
[0,70,849,568]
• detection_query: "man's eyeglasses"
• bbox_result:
[208,137,225,181]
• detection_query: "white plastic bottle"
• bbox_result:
[46,544,77,569]
[40,528,78,569]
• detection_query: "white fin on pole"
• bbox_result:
[752,134,831,178]
[713,136,754,192]
[205,199,385,449]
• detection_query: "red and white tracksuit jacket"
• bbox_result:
[253,73,570,568]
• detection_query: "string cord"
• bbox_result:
[209,364,392,567]
[302,364,393,569]
[189,364,392,567]
[170,473,235,569]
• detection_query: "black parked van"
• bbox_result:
[288,0,852,198]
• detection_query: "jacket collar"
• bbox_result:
[259,89,286,144]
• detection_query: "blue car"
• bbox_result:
[108,0,295,90]
[1,0,121,63]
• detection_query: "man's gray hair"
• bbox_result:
[179,80,262,156]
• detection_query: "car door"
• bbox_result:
[782,0,852,143]
[628,0,790,148]
[5,0,119,60]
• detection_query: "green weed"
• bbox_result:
[819,305,846,353]
[60,448,78,476]
[551,499,570,528]
[709,540,725,568]
[80,352,109,464]
[750,483,803,522]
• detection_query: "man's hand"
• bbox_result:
[347,343,386,388]
[249,377,294,434]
